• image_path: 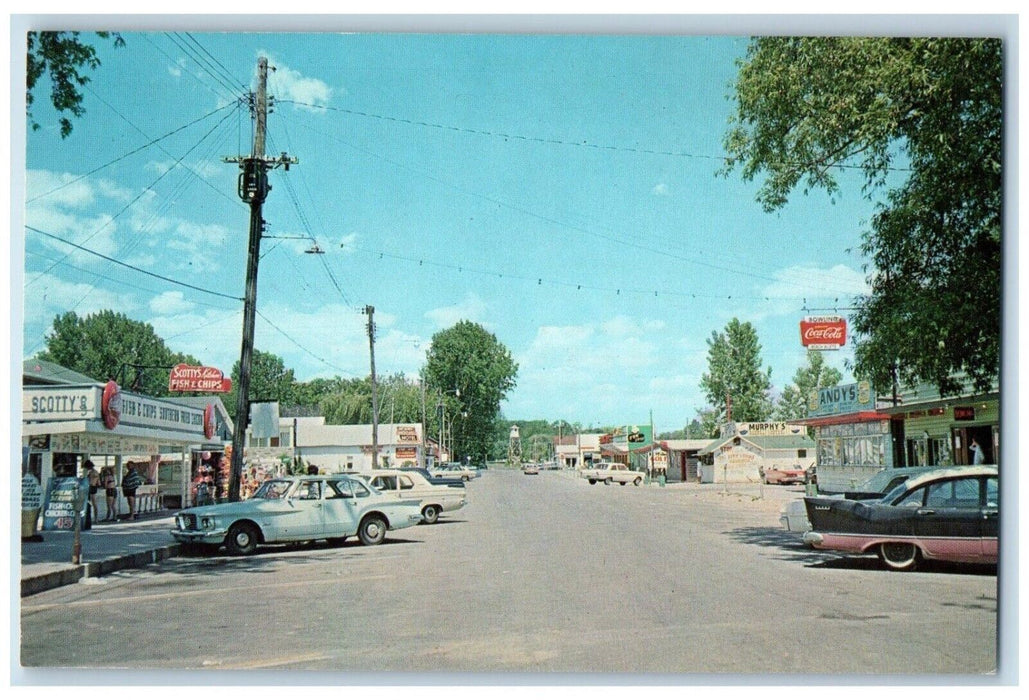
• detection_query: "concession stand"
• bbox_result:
[698,421,816,484]
[22,379,216,519]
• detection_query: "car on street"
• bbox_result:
[362,468,468,524]
[170,474,423,555]
[398,466,465,488]
[522,463,539,475]
[432,463,478,481]
[581,462,645,486]
[779,466,939,532]
[759,464,809,485]
[802,465,998,571]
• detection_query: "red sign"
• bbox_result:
[101,380,122,430]
[954,406,976,421]
[800,316,847,350]
[203,404,216,440]
[169,364,233,393]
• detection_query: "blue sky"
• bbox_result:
[18,26,904,431]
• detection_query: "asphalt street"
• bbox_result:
[19,469,998,678]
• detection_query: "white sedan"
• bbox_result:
[171,475,423,555]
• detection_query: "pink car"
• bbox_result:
[760,465,808,485]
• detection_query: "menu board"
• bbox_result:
[41,477,88,531]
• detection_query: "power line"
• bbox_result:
[256,309,354,377]
[27,226,244,301]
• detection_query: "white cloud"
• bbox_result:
[149,291,194,315]
[425,293,489,329]
[261,53,332,110]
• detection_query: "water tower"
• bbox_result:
[507,425,522,466]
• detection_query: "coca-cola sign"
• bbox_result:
[168,364,233,393]
[800,316,847,350]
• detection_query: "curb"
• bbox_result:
[21,543,183,597]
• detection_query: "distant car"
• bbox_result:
[432,463,478,481]
[802,465,998,571]
[581,462,644,486]
[171,475,423,555]
[398,466,465,488]
[523,464,539,475]
[759,465,808,485]
[780,466,939,532]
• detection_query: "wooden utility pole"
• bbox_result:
[366,305,380,469]
[224,57,298,501]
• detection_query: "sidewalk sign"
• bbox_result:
[41,477,89,531]
[21,474,44,540]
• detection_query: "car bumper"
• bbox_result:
[171,528,228,545]
[802,531,823,547]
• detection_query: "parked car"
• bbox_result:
[362,468,467,524]
[759,464,808,485]
[432,463,478,481]
[581,462,644,486]
[523,463,539,475]
[802,465,998,570]
[779,466,940,533]
[398,466,465,488]
[171,475,423,555]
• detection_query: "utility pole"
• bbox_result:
[224,57,298,501]
[366,305,380,470]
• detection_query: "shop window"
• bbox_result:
[797,449,807,459]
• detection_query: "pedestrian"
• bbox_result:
[101,466,118,521]
[83,460,100,524]
[307,464,319,475]
[970,439,985,465]
[122,465,145,519]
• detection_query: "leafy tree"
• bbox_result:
[700,318,773,423]
[723,37,1002,396]
[319,374,425,426]
[26,31,124,138]
[37,310,200,396]
[423,321,518,464]
[226,349,296,418]
[773,350,844,421]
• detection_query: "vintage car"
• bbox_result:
[802,465,998,570]
[779,466,939,533]
[362,469,467,524]
[171,474,423,555]
[759,464,808,485]
[522,463,540,475]
[581,462,645,486]
[431,463,478,481]
[398,466,465,488]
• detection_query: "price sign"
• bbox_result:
[41,477,88,531]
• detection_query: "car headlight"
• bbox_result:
[199,516,217,531]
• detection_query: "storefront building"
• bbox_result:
[801,380,897,494]
[657,439,710,483]
[885,378,1000,469]
[698,421,816,484]
[22,370,216,518]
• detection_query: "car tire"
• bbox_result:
[225,522,260,556]
[421,504,440,524]
[588,479,596,485]
[633,477,642,486]
[358,514,387,546]
[462,475,470,482]
[604,478,612,485]
[878,542,920,571]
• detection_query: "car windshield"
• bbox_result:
[251,479,292,500]
[879,482,911,504]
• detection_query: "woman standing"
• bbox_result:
[100,466,118,521]
[83,460,100,524]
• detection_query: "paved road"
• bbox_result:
[20,469,997,676]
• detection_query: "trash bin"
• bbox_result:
[805,481,818,497]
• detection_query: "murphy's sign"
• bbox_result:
[807,381,876,418]
[800,315,847,350]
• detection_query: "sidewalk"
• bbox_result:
[20,511,183,597]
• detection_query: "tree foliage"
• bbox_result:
[773,350,844,421]
[38,310,200,396]
[723,37,1002,396]
[700,318,773,423]
[226,349,296,416]
[423,321,518,464]
[26,31,124,138]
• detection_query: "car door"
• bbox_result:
[981,476,999,560]
[317,478,362,537]
[911,476,984,560]
[290,479,328,538]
